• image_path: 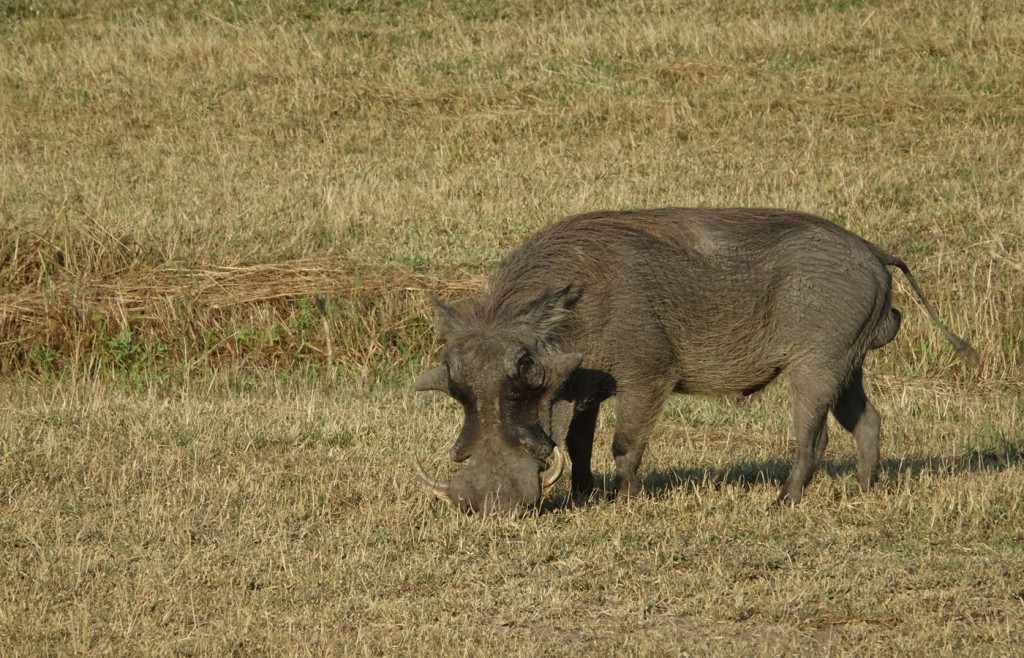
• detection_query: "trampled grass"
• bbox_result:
[1,0,1022,654]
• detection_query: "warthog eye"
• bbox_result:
[516,352,533,379]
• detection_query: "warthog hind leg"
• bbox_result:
[832,367,881,492]
[780,361,852,505]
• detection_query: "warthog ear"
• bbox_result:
[432,294,486,336]
[431,296,462,336]
[413,365,449,393]
[521,284,580,341]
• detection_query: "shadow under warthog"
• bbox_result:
[541,439,1024,510]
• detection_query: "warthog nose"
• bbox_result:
[413,446,567,514]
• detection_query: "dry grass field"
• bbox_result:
[2,0,1022,654]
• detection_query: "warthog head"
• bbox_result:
[413,286,582,515]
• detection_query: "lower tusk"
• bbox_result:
[414,461,453,504]
[540,446,566,494]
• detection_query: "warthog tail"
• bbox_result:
[877,250,979,366]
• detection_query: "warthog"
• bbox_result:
[414,208,976,515]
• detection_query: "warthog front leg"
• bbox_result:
[611,385,671,500]
[565,403,600,499]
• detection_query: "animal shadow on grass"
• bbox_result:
[643,457,790,501]
[538,458,792,513]
[875,441,1024,482]
[645,441,1024,501]
[541,440,1024,512]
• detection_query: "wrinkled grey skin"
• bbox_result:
[415,208,977,515]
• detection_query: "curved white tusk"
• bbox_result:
[414,461,453,504]
[540,446,566,494]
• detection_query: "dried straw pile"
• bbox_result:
[0,223,479,377]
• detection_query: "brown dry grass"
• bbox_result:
[1,0,1022,655]
[0,215,481,377]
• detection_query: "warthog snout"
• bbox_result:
[415,446,565,515]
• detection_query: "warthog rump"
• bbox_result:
[414,208,976,515]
